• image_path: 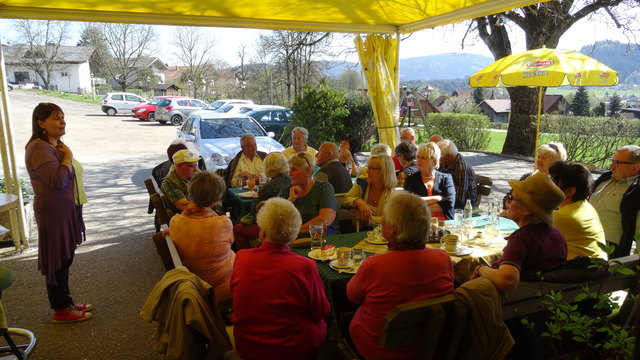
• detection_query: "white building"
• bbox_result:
[3,45,94,94]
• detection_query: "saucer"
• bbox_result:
[445,247,473,256]
[237,191,258,198]
[308,249,337,261]
[329,260,357,274]
[329,259,354,269]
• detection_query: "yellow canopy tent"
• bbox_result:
[0,0,547,248]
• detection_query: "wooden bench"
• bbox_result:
[151,230,184,271]
[144,178,174,229]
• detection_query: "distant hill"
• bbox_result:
[577,41,640,84]
[321,53,494,82]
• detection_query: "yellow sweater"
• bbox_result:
[552,200,606,259]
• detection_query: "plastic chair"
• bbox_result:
[0,268,36,359]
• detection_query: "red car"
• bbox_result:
[132,96,187,121]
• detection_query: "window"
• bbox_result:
[192,100,206,107]
[112,94,123,100]
[60,72,69,77]
[126,94,142,102]
[177,100,190,106]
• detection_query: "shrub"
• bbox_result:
[289,81,349,149]
[342,93,376,153]
[540,115,640,169]
[421,113,491,150]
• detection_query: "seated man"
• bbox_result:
[160,149,200,214]
[393,127,416,170]
[437,139,477,209]
[223,133,267,188]
[315,142,353,194]
[590,145,640,258]
[231,198,330,360]
[282,127,317,160]
[150,140,187,231]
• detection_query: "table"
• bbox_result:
[0,194,20,249]
[223,187,257,222]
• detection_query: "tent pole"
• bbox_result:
[394,31,400,144]
[534,86,543,171]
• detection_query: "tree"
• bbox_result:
[472,87,485,105]
[290,81,348,148]
[609,93,623,116]
[343,93,376,152]
[257,31,332,105]
[13,20,71,90]
[571,87,591,116]
[99,23,157,91]
[77,25,112,79]
[170,27,216,99]
[593,102,606,116]
[472,0,638,156]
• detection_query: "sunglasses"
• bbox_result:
[297,152,310,167]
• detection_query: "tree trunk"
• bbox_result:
[502,87,542,156]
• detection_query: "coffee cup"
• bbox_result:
[441,234,460,252]
[336,247,352,267]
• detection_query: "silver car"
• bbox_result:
[156,97,207,125]
[177,112,285,171]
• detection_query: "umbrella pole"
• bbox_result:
[534,86,543,171]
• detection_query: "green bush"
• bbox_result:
[342,93,376,153]
[0,178,32,198]
[421,113,491,151]
[290,81,349,149]
[540,115,640,169]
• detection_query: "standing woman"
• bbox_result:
[25,103,92,323]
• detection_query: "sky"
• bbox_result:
[0,9,637,67]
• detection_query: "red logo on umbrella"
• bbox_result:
[575,73,582,78]
[525,60,554,68]
[600,72,610,79]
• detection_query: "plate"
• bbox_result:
[329,260,357,274]
[445,247,473,256]
[329,259,354,269]
[308,249,337,261]
[365,237,388,245]
[237,191,258,198]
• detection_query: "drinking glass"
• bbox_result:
[454,209,464,233]
[352,248,364,269]
[247,178,256,192]
[310,225,323,251]
[337,247,353,267]
[345,161,352,173]
[462,218,474,247]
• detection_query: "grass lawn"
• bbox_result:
[486,131,506,153]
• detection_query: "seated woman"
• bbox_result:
[403,142,456,220]
[281,152,337,235]
[472,172,567,293]
[343,154,397,228]
[339,133,359,177]
[347,191,454,360]
[169,171,235,302]
[549,162,606,259]
[231,197,330,360]
[394,140,418,186]
[233,152,291,250]
[503,142,567,209]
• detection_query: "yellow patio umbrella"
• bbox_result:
[355,35,400,150]
[469,47,619,161]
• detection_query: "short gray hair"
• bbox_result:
[383,191,431,246]
[188,171,225,208]
[618,145,640,163]
[395,141,417,162]
[257,197,302,244]
[371,143,392,156]
[240,133,256,146]
[418,142,441,168]
[370,154,398,190]
[538,142,567,162]
[292,127,309,141]
[437,139,458,156]
[263,152,289,178]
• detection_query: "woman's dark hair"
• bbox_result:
[167,143,188,164]
[549,161,593,201]
[28,102,63,147]
[395,140,417,162]
[340,133,360,154]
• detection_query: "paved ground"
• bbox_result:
[0,91,534,359]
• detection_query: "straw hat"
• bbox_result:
[508,172,564,225]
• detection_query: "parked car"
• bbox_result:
[203,99,254,111]
[177,112,285,171]
[214,103,256,114]
[101,92,147,116]
[7,84,13,91]
[155,98,207,125]
[244,105,293,139]
[131,96,187,121]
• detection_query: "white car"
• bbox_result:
[177,112,285,171]
[202,99,254,111]
[101,92,147,116]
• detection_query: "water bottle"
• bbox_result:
[463,199,473,220]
